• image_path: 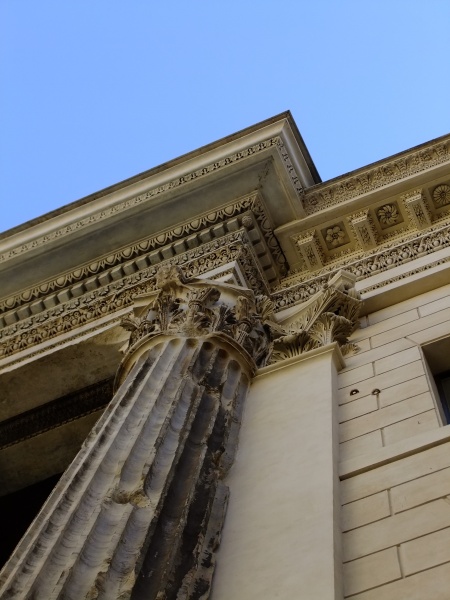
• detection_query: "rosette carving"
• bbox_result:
[433,183,450,207]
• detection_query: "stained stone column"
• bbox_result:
[0,267,275,600]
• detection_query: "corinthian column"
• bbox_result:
[0,266,276,600]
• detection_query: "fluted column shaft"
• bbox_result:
[0,335,251,600]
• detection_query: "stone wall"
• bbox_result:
[339,283,450,598]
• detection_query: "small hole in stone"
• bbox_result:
[350,389,359,396]
[372,389,381,395]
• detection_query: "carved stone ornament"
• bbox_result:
[295,230,325,270]
[272,270,362,362]
[0,192,285,319]
[348,210,378,249]
[376,203,401,228]
[403,190,432,229]
[276,218,450,311]
[118,264,284,380]
[323,223,347,249]
[0,229,272,369]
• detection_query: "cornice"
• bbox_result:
[0,116,317,268]
[4,217,450,367]
[0,137,275,264]
[0,193,285,320]
[303,135,450,215]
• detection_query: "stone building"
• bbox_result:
[1,112,450,599]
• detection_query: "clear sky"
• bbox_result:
[1,2,450,233]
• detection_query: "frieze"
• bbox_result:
[304,138,450,215]
[0,136,298,265]
[0,194,285,317]
[4,204,450,361]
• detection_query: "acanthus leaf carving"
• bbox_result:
[120,265,281,371]
[270,270,362,362]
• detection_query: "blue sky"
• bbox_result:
[1,2,450,233]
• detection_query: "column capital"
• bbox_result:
[118,265,282,382]
[273,270,363,361]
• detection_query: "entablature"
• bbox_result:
[0,113,318,293]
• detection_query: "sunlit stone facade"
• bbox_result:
[1,113,450,598]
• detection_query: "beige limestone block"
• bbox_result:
[378,375,429,408]
[338,360,425,403]
[401,526,450,575]
[383,409,438,445]
[407,318,450,346]
[367,283,450,325]
[347,562,450,600]
[371,306,450,348]
[374,345,421,375]
[391,466,450,513]
[338,363,374,388]
[343,498,450,562]
[339,395,378,423]
[343,547,401,597]
[341,338,414,373]
[340,431,383,461]
[340,428,450,480]
[419,293,450,317]
[341,491,390,532]
[339,393,434,443]
[351,309,418,342]
[341,441,450,504]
